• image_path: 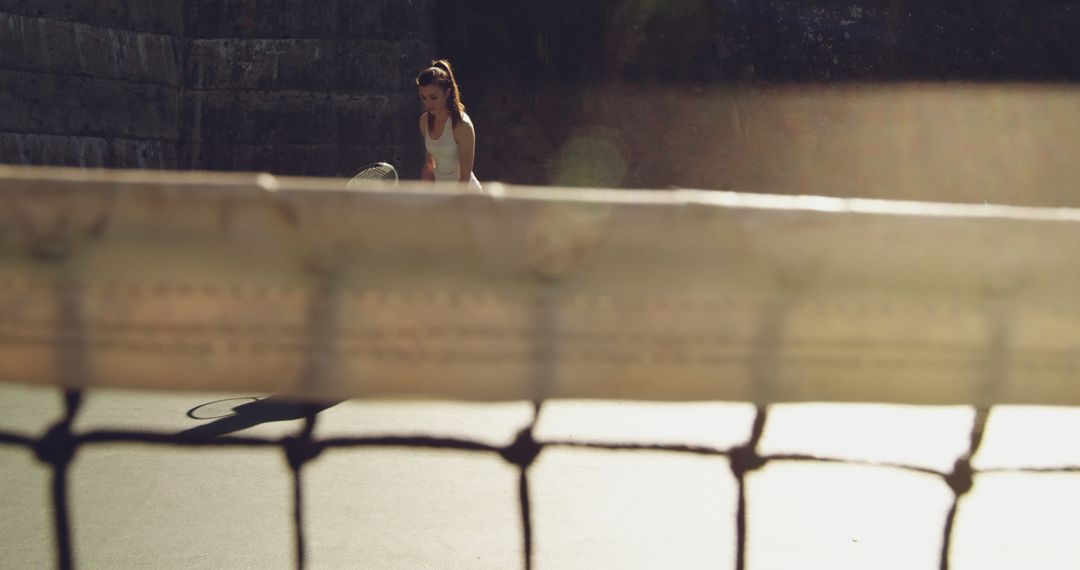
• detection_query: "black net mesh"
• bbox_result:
[5,390,1079,570]
[6,166,1080,568]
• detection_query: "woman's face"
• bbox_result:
[418,85,450,114]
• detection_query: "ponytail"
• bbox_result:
[416,59,466,127]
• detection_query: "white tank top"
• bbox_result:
[424,112,482,192]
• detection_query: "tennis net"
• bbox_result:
[3,165,1080,568]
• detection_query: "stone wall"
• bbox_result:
[182,0,436,177]
[438,1,1080,205]
[4,0,1079,199]
[0,0,438,176]
[0,0,184,168]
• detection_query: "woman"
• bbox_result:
[416,60,482,192]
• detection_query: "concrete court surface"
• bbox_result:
[3,383,1080,569]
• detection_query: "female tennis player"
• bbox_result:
[416,60,483,192]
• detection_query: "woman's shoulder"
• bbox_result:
[454,113,475,132]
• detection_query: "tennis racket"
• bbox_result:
[347,162,399,188]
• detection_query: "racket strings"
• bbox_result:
[348,162,398,187]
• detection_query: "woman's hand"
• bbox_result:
[421,152,436,181]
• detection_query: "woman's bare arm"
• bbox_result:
[419,113,435,181]
[454,119,476,183]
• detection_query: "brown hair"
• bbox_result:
[416,59,465,129]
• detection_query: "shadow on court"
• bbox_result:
[180,396,343,438]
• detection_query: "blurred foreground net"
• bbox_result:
[3,165,1080,568]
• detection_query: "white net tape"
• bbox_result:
[3,165,1080,405]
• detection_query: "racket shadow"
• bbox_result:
[180,396,343,438]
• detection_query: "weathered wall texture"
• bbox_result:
[0,1,184,168]
[182,0,435,177]
[439,1,1080,205]
[543,84,1080,206]
[4,0,1080,202]
[1,0,437,176]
